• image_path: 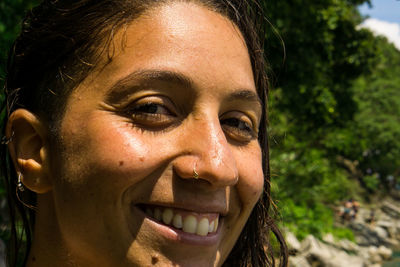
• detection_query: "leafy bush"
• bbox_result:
[362,174,380,192]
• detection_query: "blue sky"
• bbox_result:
[359,0,400,23]
[358,0,400,50]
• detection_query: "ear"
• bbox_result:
[6,109,52,193]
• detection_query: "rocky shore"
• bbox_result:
[287,198,400,267]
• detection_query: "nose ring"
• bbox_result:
[193,166,199,179]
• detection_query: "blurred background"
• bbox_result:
[1,0,399,266]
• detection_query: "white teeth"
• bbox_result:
[209,220,215,233]
[197,218,209,236]
[162,208,173,225]
[154,208,162,221]
[172,214,182,229]
[146,206,219,235]
[182,215,197,234]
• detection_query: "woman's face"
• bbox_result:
[51,2,264,266]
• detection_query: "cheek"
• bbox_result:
[235,148,264,207]
[89,121,152,172]
[61,116,163,186]
[93,120,147,158]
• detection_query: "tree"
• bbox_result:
[264,0,376,131]
[263,0,391,239]
[349,38,400,189]
[0,0,40,81]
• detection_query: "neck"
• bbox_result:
[26,193,76,267]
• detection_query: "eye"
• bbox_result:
[124,96,177,129]
[220,112,257,143]
[133,103,170,115]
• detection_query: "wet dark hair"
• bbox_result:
[0,0,288,266]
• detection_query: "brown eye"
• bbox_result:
[125,97,177,129]
[132,103,171,115]
[221,118,252,132]
[220,113,257,143]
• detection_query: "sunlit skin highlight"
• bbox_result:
[26,2,264,266]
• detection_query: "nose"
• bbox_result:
[173,113,239,188]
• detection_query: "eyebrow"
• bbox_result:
[105,69,194,103]
[226,89,263,110]
[105,69,263,111]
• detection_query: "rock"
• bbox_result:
[322,233,360,253]
[300,235,332,261]
[285,198,400,267]
[326,250,364,267]
[376,220,400,239]
[358,246,372,263]
[382,201,400,218]
[300,235,365,267]
[322,233,335,244]
[369,253,382,264]
[374,226,389,239]
[378,211,393,222]
[355,207,371,223]
[350,222,390,247]
[368,246,383,263]
[385,238,400,247]
[337,239,360,253]
[376,220,396,228]
[286,232,301,252]
[377,245,392,260]
[289,255,311,267]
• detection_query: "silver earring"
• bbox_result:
[15,173,37,211]
[17,173,25,192]
[1,132,14,145]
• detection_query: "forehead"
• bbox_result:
[73,1,256,98]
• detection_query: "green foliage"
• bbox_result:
[266,0,399,241]
[351,39,400,181]
[270,142,356,205]
[331,227,355,241]
[264,0,377,131]
[279,200,334,240]
[270,127,361,239]
[0,0,40,86]
[362,174,380,192]
[321,37,400,186]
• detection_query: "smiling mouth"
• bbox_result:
[138,205,219,237]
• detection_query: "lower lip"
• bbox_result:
[131,205,223,246]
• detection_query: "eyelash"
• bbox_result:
[125,100,257,142]
[131,103,172,117]
[220,117,256,140]
[125,102,175,126]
